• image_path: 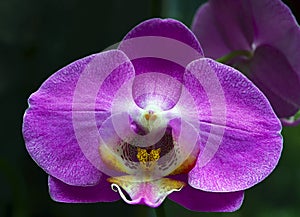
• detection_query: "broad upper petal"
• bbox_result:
[121,18,203,56]
[119,18,203,82]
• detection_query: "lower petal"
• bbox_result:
[169,185,244,212]
[168,174,244,212]
[49,175,120,203]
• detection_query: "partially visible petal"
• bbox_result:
[192,0,300,70]
[250,0,300,73]
[168,175,244,212]
[108,176,185,208]
[184,59,282,192]
[191,0,253,59]
[49,176,120,203]
[281,118,300,127]
[23,50,135,185]
[119,18,203,82]
[280,109,300,126]
[192,0,300,119]
[244,45,300,117]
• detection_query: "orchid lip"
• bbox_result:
[110,178,185,208]
[99,116,199,181]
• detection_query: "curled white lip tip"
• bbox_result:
[110,181,184,207]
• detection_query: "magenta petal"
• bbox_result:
[49,176,120,203]
[23,50,135,186]
[168,176,244,212]
[184,59,282,192]
[26,54,95,111]
[23,109,102,186]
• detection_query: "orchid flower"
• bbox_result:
[22,18,282,212]
[192,0,300,126]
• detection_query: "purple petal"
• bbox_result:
[192,0,300,66]
[119,18,203,82]
[280,117,300,127]
[23,109,102,186]
[122,18,203,55]
[184,58,282,192]
[192,0,300,118]
[168,175,244,212]
[245,45,300,117]
[23,50,135,185]
[250,0,300,73]
[49,175,120,203]
[191,0,253,59]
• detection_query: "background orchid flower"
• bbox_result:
[22,18,282,212]
[192,0,300,125]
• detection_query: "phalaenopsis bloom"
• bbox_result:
[23,18,282,212]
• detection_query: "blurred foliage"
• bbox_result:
[0,0,299,217]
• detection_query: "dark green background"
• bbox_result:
[1,0,299,216]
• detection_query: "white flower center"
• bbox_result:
[139,104,167,132]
